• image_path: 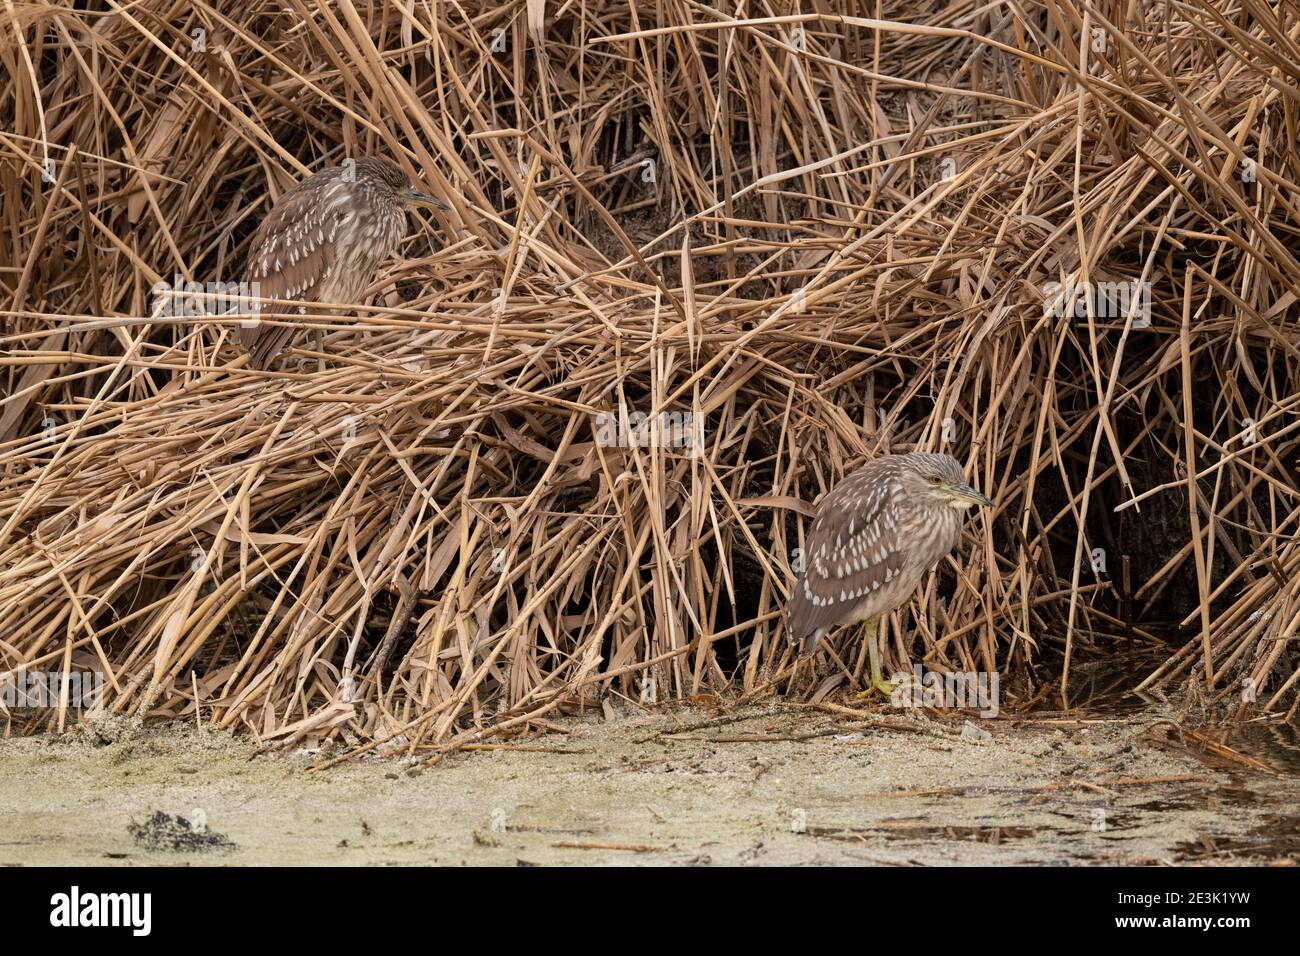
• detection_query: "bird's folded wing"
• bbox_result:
[789,470,909,638]
[239,180,338,352]
[810,483,908,601]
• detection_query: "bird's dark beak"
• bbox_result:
[400,187,450,211]
[947,482,994,507]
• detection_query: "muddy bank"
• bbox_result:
[0,704,1295,866]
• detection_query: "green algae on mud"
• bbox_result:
[0,704,1295,866]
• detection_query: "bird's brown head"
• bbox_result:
[354,156,449,211]
[899,452,993,510]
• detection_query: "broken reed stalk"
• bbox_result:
[1,1,1298,747]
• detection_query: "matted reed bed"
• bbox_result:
[2,1,1298,749]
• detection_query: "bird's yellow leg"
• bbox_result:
[314,327,325,373]
[853,618,897,699]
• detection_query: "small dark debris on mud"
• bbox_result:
[127,811,235,852]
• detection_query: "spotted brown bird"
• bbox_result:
[239,156,448,369]
[788,452,992,696]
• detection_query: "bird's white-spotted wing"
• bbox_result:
[788,463,909,649]
[239,175,340,368]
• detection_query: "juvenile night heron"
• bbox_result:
[788,452,993,696]
[239,156,448,369]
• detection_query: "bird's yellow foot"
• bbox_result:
[854,676,901,700]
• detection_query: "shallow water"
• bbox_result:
[1047,647,1300,775]
[1230,722,1300,774]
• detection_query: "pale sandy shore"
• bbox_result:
[1,703,1294,866]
